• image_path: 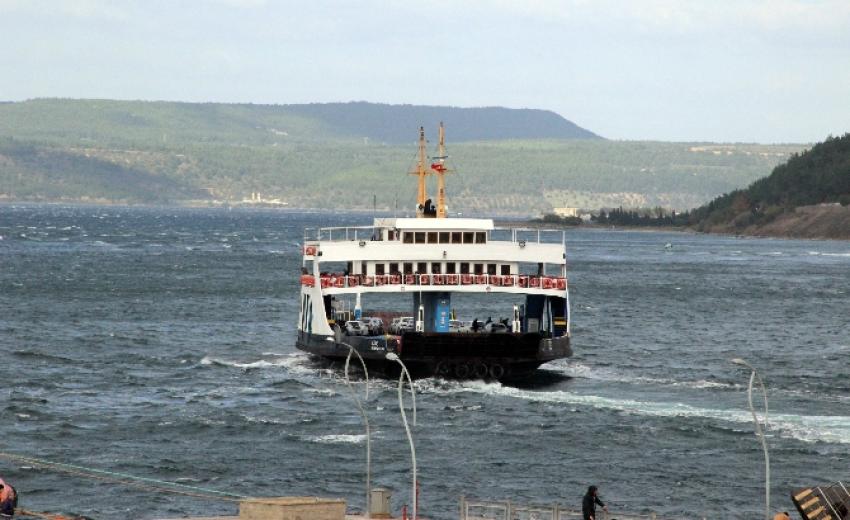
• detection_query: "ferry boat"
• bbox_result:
[296,124,572,379]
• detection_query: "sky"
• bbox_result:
[1,0,849,143]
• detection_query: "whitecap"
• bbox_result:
[306,434,367,444]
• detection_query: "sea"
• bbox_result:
[1,204,848,519]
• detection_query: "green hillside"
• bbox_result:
[691,133,850,231]
[0,99,806,214]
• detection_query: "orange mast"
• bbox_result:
[434,121,449,218]
[409,126,430,217]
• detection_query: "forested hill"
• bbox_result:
[691,133,850,237]
[0,99,598,145]
[0,98,804,213]
[282,102,600,142]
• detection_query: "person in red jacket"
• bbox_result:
[0,479,17,519]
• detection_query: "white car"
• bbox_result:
[362,317,385,335]
[390,316,414,334]
[344,320,369,336]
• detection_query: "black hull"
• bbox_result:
[295,330,571,380]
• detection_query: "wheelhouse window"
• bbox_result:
[415,232,426,244]
[500,264,511,276]
[389,262,399,275]
[451,232,462,244]
[474,263,484,275]
[445,263,456,274]
[476,232,487,243]
[403,262,413,275]
[487,263,497,275]
[427,232,438,243]
[463,232,474,244]
[417,262,427,273]
[460,262,470,274]
[375,263,385,275]
[403,232,414,244]
[439,232,450,243]
[431,262,441,274]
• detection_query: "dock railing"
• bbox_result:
[459,496,704,520]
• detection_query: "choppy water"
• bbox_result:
[1,205,848,519]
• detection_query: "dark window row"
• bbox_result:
[401,231,487,244]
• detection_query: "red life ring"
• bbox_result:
[334,277,345,288]
[390,275,401,284]
[461,274,472,285]
[303,245,317,256]
[405,274,415,285]
[518,275,529,288]
[420,274,431,285]
[446,274,459,285]
[530,277,541,288]
[503,276,515,287]
[557,278,567,290]
[320,276,331,288]
[475,275,487,284]
[433,274,444,285]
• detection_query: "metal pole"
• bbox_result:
[386,353,417,520]
[731,358,770,520]
[332,339,372,517]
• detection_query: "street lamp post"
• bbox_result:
[731,358,770,520]
[385,352,417,520]
[328,337,372,517]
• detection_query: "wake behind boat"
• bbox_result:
[295,124,572,379]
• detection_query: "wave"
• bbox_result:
[440,380,850,445]
[304,433,368,445]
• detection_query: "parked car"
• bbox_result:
[344,320,369,336]
[362,317,385,335]
[390,316,414,334]
[484,321,508,333]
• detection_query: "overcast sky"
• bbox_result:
[1,0,848,143]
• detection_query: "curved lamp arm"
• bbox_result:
[386,352,417,520]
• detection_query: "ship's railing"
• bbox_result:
[460,496,698,520]
[304,226,383,242]
[301,273,567,291]
[302,226,566,245]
